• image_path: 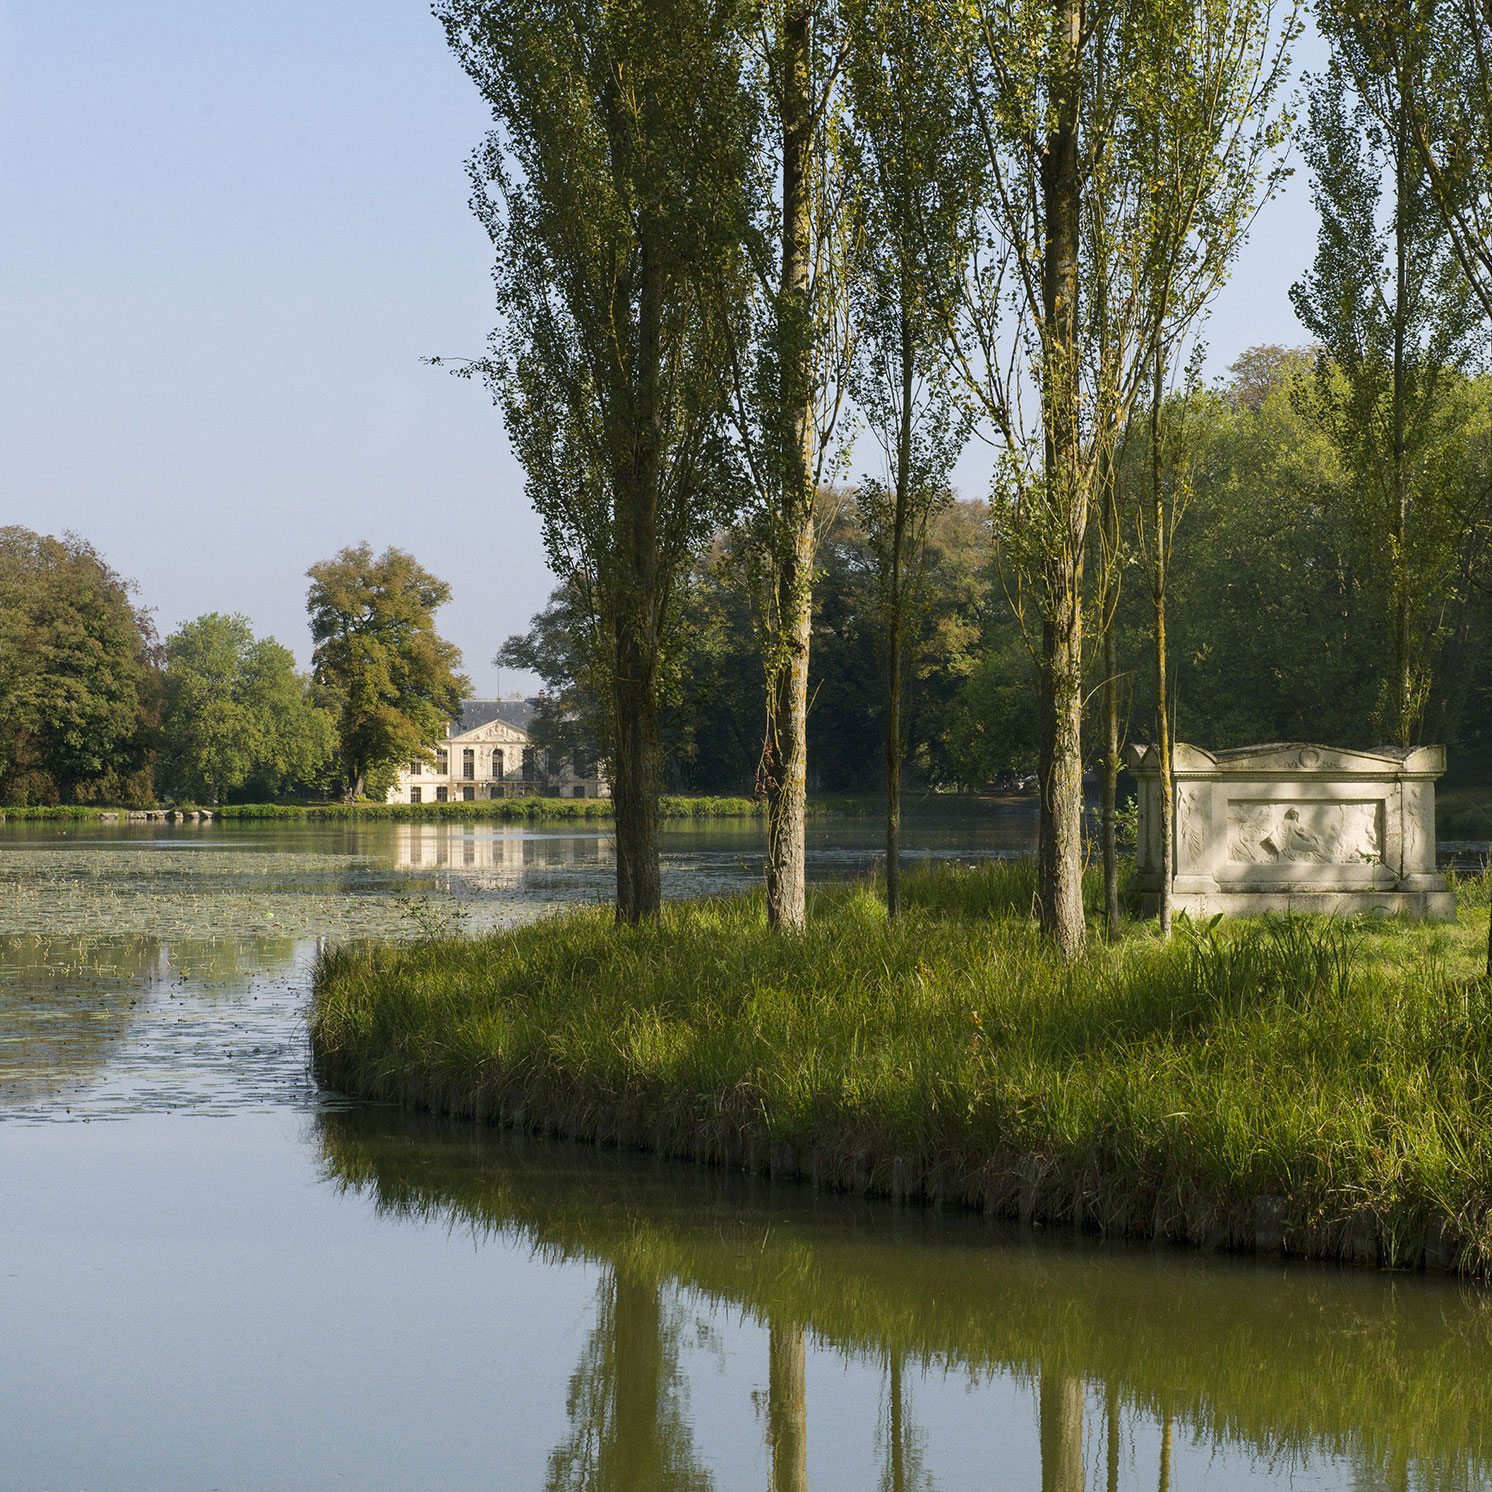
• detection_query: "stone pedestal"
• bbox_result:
[1126,743,1456,920]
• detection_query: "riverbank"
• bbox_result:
[0,794,776,823]
[312,860,1492,1276]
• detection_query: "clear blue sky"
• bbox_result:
[1,2,1324,694]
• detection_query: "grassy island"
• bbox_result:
[311,860,1492,1274]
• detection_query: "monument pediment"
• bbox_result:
[1126,740,1454,920]
[1131,742,1446,777]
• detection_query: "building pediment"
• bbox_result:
[449,720,530,746]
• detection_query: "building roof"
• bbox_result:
[449,698,538,738]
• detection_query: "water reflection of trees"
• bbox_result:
[0,933,160,1099]
[0,932,299,1103]
[316,1108,1492,1491]
[546,1270,712,1491]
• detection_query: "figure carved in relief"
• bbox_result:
[1178,786,1206,864]
[1228,801,1381,864]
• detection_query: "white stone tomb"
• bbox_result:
[1125,742,1455,919]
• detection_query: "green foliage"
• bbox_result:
[0,527,157,806]
[1327,0,1492,325]
[1110,350,1492,759]
[1290,54,1482,745]
[438,0,758,918]
[841,0,981,818]
[159,612,335,805]
[306,544,469,798]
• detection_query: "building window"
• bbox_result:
[572,785,584,799]
[435,786,448,803]
[462,748,475,780]
[492,749,504,780]
[522,747,537,780]
[410,760,422,775]
[410,786,422,804]
[436,750,449,774]
[462,785,475,802]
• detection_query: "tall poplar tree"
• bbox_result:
[842,0,979,916]
[1290,56,1480,748]
[1327,0,1492,983]
[437,0,755,922]
[1123,0,1296,937]
[729,0,854,931]
[951,0,1293,955]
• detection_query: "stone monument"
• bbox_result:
[1126,742,1456,919]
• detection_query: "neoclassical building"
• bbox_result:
[385,699,608,804]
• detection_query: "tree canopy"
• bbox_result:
[0,527,157,806]
[159,612,335,805]
[306,544,469,799]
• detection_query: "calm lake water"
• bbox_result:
[3,813,1491,1492]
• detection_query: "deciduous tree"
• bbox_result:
[437,0,754,922]
[305,544,468,800]
[160,612,335,804]
[951,0,1293,953]
[729,0,855,930]
[1290,55,1481,747]
[0,528,157,806]
[842,0,979,914]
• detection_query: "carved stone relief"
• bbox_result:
[1178,785,1206,865]
[1227,799,1382,865]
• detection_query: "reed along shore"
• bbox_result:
[310,860,1492,1274]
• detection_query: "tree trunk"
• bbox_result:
[768,1322,808,1492]
[885,311,916,920]
[886,1351,905,1492]
[1105,1382,1120,1492]
[613,614,661,924]
[1100,453,1122,941]
[1036,0,1087,959]
[1039,583,1087,957]
[1392,124,1413,748]
[1151,359,1174,939]
[611,1272,663,1488]
[1040,1372,1084,1492]
[613,236,666,923]
[765,0,816,933]
[886,564,904,919]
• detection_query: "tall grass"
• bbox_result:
[312,861,1492,1272]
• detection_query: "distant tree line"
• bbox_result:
[0,533,467,808]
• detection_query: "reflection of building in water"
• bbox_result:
[391,825,610,881]
[386,698,608,805]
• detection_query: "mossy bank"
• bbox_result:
[311,860,1492,1275]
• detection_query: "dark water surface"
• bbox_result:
[3,813,1490,1492]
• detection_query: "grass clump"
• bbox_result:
[311,861,1492,1272]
